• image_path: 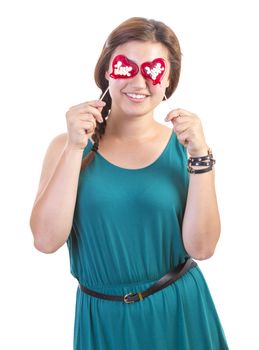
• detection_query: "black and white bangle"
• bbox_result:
[188,164,214,174]
[187,148,216,174]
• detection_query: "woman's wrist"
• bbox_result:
[187,144,210,158]
[187,148,215,174]
[64,141,85,154]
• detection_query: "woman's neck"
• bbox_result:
[105,111,159,141]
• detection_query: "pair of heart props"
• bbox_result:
[110,55,166,85]
[99,55,172,109]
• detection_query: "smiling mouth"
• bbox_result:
[125,92,149,99]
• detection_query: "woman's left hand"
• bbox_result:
[165,108,209,157]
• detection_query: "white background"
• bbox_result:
[1,0,258,349]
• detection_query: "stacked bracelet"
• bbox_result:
[187,148,216,174]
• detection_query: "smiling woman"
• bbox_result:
[29,17,229,350]
[103,41,170,121]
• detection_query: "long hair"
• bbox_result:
[81,17,182,171]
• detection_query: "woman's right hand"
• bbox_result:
[65,100,106,150]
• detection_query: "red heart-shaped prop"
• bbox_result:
[110,55,139,79]
[141,58,166,85]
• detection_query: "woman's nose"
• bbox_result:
[129,71,148,88]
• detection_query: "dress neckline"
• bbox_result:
[89,128,175,171]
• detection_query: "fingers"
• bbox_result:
[176,129,190,146]
[164,108,203,148]
[77,107,103,123]
[67,113,96,132]
[165,111,193,136]
[172,120,191,134]
[78,116,97,132]
[69,100,106,123]
[165,108,196,122]
[65,100,106,150]
[81,120,96,135]
[69,100,106,110]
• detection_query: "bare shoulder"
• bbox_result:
[42,132,68,166]
[33,132,68,205]
[48,132,68,149]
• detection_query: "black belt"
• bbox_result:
[79,258,197,304]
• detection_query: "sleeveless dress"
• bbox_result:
[66,128,229,350]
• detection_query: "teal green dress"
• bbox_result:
[67,129,229,349]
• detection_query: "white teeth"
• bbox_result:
[126,93,146,99]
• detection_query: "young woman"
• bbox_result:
[30,17,229,350]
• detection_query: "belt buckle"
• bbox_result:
[123,292,143,304]
[124,292,135,304]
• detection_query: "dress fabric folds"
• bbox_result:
[67,129,229,349]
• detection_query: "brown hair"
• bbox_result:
[81,17,182,171]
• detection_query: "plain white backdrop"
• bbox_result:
[1,0,258,349]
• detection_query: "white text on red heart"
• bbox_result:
[144,63,164,80]
[114,61,133,77]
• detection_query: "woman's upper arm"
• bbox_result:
[32,133,68,207]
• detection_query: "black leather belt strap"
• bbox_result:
[79,258,197,304]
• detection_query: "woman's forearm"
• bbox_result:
[182,169,221,260]
[30,145,84,253]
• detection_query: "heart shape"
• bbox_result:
[110,55,139,79]
[140,58,166,85]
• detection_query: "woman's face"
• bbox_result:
[105,41,170,118]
